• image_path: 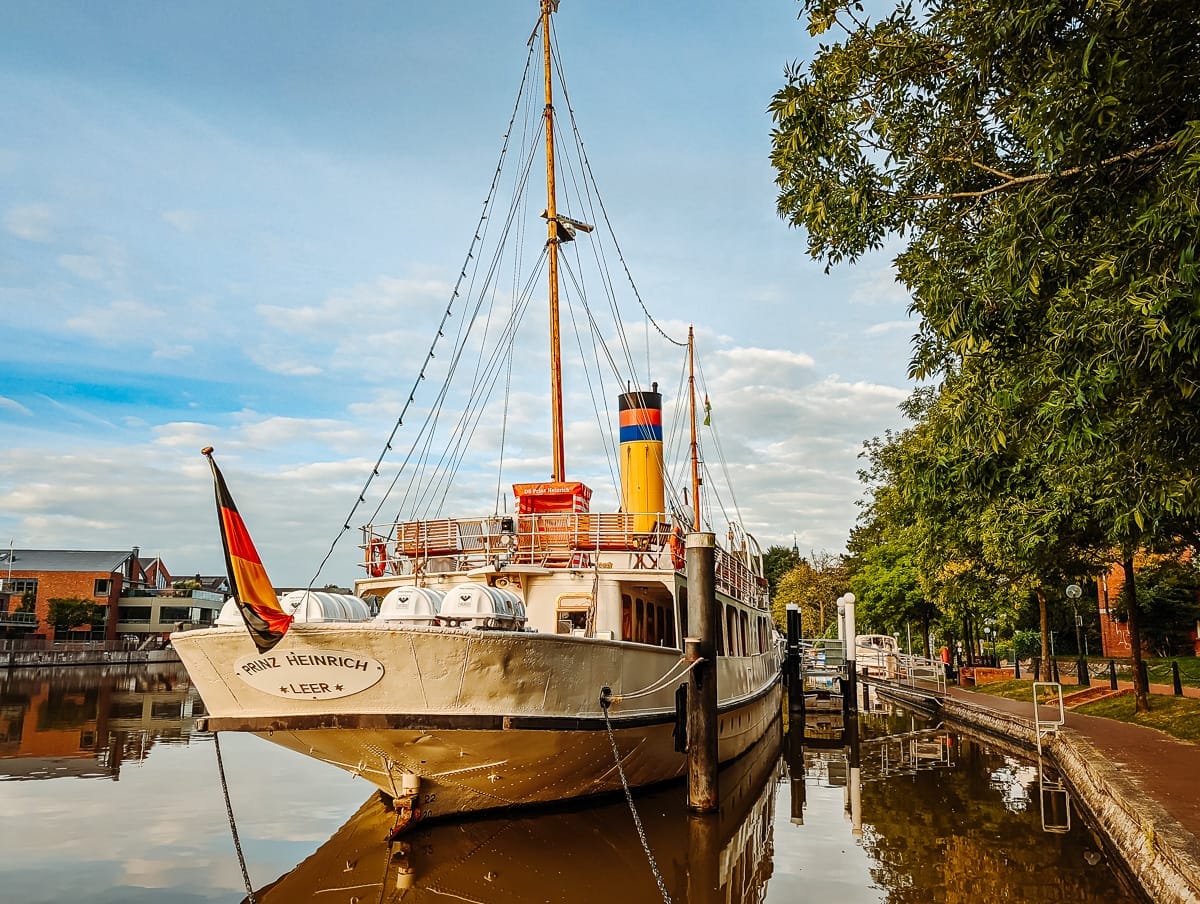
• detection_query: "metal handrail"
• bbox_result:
[361,512,769,607]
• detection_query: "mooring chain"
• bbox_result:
[600,695,672,904]
[213,732,257,904]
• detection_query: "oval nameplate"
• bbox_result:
[234,649,385,700]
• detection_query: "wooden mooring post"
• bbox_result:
[786,603,803,716]
[686,531,718,812]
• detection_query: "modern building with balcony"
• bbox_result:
[0,548,223,646]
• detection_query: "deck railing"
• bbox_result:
[361,512,768,608]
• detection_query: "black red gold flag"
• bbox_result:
[202,448,292,652]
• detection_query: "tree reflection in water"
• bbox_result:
[848,709,1141,903]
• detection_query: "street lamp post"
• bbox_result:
[983,626,993,667]
[1067,584,1088,686]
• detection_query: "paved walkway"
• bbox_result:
[948,686,1200,848]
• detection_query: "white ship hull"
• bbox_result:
[177,620,781,819]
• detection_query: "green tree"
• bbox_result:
[47,598,105,637]
[771,0,1200,710]
[771,552,847,636]
[763,543,803,600]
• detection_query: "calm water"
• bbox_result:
[0,665,1143,903]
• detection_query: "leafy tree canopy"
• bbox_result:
[47,598,105,630]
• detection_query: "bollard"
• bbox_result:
[786,605,803,716]
[1013,656,1020,679]
[685,532,719,812]
[1109,659,1118,690]
[861,678,870,711]
[840,595,858,721]
[1173,661,1184,696]
[1077,655,1090,687]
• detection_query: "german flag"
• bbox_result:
[203,448,292,652]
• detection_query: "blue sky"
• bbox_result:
[0,1,916,585]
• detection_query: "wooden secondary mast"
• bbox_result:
[541,0,566,482]
[688,326,702,530]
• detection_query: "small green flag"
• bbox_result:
[702,394,711,426]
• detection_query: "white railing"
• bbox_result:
[361,512,769,608]
[892,652,947,695]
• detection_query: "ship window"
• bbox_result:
[726,607,738,655]
[621,595,632,640]
[740,611,749,655]
[635,599,644,643]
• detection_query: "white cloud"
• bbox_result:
[57,236,128,284]
[864,319,915,336]
[4,203,54,242]
[162,209,201,233]
[151,343,194,360]
[65,299,165,344]
[0,396,32,416]
[257,276,450,335]
[848,256,912,307]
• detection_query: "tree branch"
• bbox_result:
[911,139,1178,202]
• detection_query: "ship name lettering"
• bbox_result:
[289,682,331,694]
[241,656,278,674]
[284,653,369,671]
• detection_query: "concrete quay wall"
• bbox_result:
[4,648,182,668]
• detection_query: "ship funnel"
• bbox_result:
[618,388,665,532]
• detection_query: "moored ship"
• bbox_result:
[174,0,782,825]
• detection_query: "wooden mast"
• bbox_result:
[688,326,702,530]
[541,0,566,481]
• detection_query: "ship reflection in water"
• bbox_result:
[0,663,204,781]
[252,716,784,904]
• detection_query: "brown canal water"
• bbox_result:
[0,664,1144,903]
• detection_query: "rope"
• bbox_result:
[599,696,672,904]
[604,657,703,703]
[214,732,256,904]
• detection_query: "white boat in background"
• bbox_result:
[174,0,781,826]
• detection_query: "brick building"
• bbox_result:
[0,548,149,642]
[1097,558,1200,657]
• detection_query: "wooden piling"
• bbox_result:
[786,604,803,715]
[686,531,718,812]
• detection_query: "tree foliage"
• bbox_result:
[772,0,1200,709]
[763,544,803,600]
[771,552,848,636]
[47,598,105,631]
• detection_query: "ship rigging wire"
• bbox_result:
[310,11,749,589]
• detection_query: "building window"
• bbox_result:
[94,579,111,597]
[118,606,153,624]
[8,579,38,594]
